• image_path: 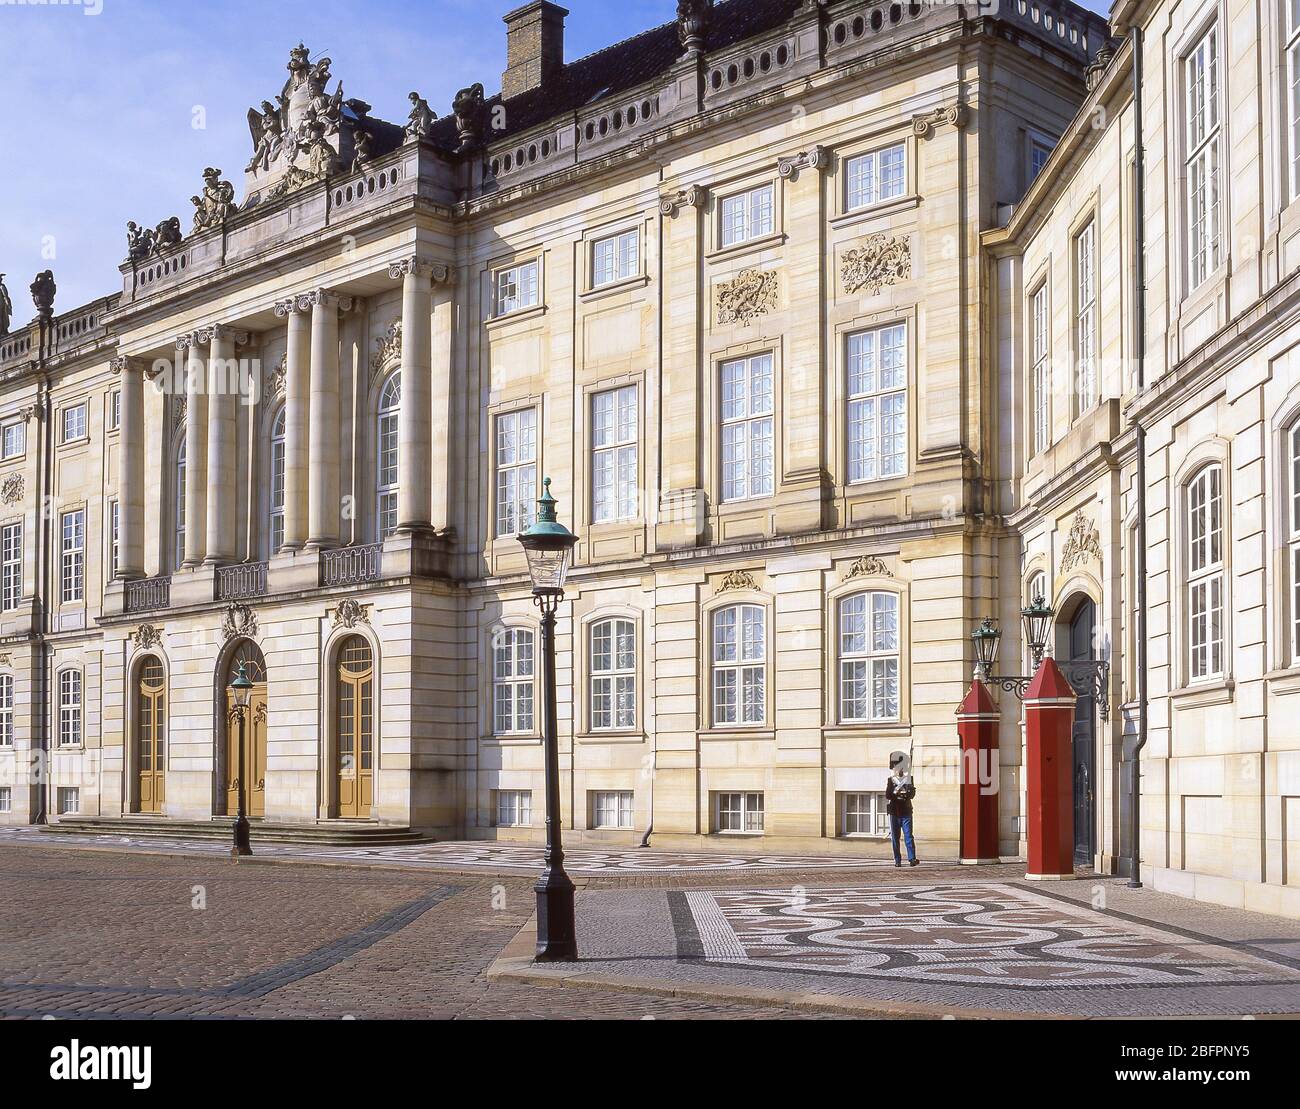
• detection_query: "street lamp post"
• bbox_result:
[517,478,579,962]
[229,662,254,858]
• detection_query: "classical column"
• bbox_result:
[204,324,244,566]
[111,356,145,580]
[429,270,456,535]
[274,296,311,550]
[180,334,208,568]
[306,290,350,550]
[389,257,437,535]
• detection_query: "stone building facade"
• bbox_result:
[0,0,1297,917]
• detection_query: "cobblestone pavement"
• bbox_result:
[0,846,827,1019]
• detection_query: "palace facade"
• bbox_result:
[1,0,1298,918]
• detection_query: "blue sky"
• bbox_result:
[0,0,1110,315]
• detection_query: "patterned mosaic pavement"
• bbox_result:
[0,826,904,875]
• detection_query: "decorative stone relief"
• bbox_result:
[716,268,779,326]
[912,102,969,139]
[332,598,371,629]
[844,555,893,581]
[841,234,912,295]
[133,624,164,650]
[0,653,10,668]
[268,354,287,399]
[0,472,24,506]
[658,185,707,218]
[190,167,236,233]
[172,395,187,425]
[718,569,759,593]
[369,321,401,382]
[221,603,259,642]
[1060,511,1103,572]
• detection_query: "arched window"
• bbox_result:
[269,405,286,553]
[1186,464,1224,681]
[1028,571,1048,607]
[493,627,534,734]
[58,669,82,747]
[838,592,899,723]
[590,618,636,730]
[174,437,187,570]
[712,604,766,726]
[377,373,401,540]
[0,673,13,747]
[335,635,374,818]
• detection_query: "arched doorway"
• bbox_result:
[1066,599,1097,866]
[334,635,374,818]
[224,641,267,819]
[135,657,166,814]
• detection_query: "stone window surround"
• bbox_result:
[59,399,90,447]
[824,574,910,732]
[480,614,542,746]
[106,388,121,435]
[580,217,650,298]
[704,336,783,525]
[484,396,544,557]
[575,371,645,539]
[56,665,84,751]
[58,502,87,609]
[707,172,787,261]
[484,250,547,324]
[0,516,23,613]
[1069,203,1099,422]
[839,137,910,218]
[1026,265,1052,456]
[698,579,774,739]
[0,416,26,462]
[575,604,645,742]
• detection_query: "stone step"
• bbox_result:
[41,816,432,847]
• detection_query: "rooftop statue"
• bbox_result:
[192,167,236,232]
[404,92,435,143]
[126,221,156,262]
[453,83,486,152]
[30,270,56,317]
[0,275,12,337]
[678,0,712,57]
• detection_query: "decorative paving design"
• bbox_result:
[674,883,1300,990]
[0,827,901,874]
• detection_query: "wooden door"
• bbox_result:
[335,636,374,818]
[136,658,166,814]
[224,643,267,819]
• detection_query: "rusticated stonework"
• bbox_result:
[716,268,778,326]
[841,234,912,295]
[1060,510,1103,572]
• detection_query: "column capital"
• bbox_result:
[175,332,198,350]
[196,323,251,346]
[777,145,829,180]
[302,289,355,312]
[659,184,708,218]
[387,256,449,284]
[274,296,311,317]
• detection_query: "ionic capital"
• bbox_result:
[659,184,708,218]
[302,289,355,313]
[387,256,449,284]
[777,145,829,180]
[912,102,969,139]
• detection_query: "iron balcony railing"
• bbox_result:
[216,561,268,601]
[123,575,171,613]
[321,543,383,588]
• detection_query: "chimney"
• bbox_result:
[501,1,567,98]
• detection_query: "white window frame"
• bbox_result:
[1031,282,1051,453]
[58,669,81,747]
[711,604,766,727]
[844,143,906,211]
[846,323,908,483]
[1,420,25,460]
[376,375,401,540]
[591,385,638,523]
[1073,220,1097,417]
[1289,2,1300,202]
[837,591,901,723]
[60,509,84,604]
[0,674,12,747]
[108,498,120,582]
[591,229,639,287]
[0,787,10,813]
[495,408,538,537]
[495,789,532,827]
[493,258,540,317]
[269,405,286,552]
[590,618,636,731]
[108,389,121,433]
[714,791,764,834]
[1185,24,1222,291]
[720,353,774,502]
[719,184,775,248]
[57,786,80,815]
[591,790,634,829]
[840,791,889,838]
[1186,464,1225,682]
[61,403,87,444]
[493,627,535,735]
[1,521,21,612]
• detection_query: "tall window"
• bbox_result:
[108,390,121,432]
[1,522,20,612]
[1,420,24,459]
[1031,284,1051,453]
[493,259,539,316]
[174,438,187,569]
[720,353,774,501]
[495,408,538,536]
[838,591,900,722]
[0,673,12,747]
[60,509,84,604]
[61,403,87,443]
[1073,220,1096,416]
[592,230,638,287]
[58,669,81,746]
[377,375,401,540]
[493,628,534,734]
[845,143,906,211]
[847,323,907,482]
[712,604,766,726]
[1187,464,1224,681]
[1186,25,1221,289]
[720,184,774,247]
[1290,2,1300,200]
[1290,425,1300,658]
[269,406,286,551]
[590,618,636,730]
[108,499,120,581]
[592,385,638,523]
